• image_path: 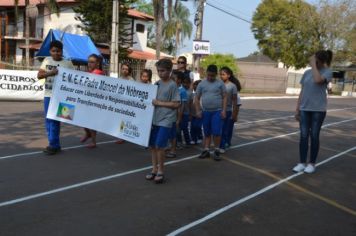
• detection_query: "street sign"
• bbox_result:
[193,40,210,55]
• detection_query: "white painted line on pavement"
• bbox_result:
[0,140,117,160]
[1,107,355,161]
[236,107,356,126]
[166,146,356,236]
[241,96,298,100]
[0,118,355,208]
[240,95,348,100]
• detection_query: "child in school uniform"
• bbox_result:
[177,76,192,146]
[190,80,203,144]
[37,40,74,155]
[226,72,242,148]
[139,69,152,84]
[166,72,182,158]
[194,65,227,161]
[195,65,227,161]
[219,67,238,153]
[146,59,180,183]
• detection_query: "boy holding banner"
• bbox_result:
[37,40,74,155]
[146,59,180,184]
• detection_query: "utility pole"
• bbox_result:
[25,0,30,69]
[193,0,205,71]
[110,0,119,77]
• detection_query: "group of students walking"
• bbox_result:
[144,56,242,183]
[37,40,333,184]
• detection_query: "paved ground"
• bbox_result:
[0,97,355,236]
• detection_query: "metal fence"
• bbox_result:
[286,71,356,93]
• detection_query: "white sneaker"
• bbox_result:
[219,148,226,153]
[304,164,316,174]
[293,163,306,172]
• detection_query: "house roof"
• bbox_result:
[128,9,154,21]
[97,46,171,61]
[129,50,165,60]
[0,0,77,7]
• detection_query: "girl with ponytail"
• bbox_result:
[293,50,333,174]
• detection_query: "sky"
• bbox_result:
[178,0,317,58]
[178,0,262,58]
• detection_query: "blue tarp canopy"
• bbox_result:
[36,29,101,64]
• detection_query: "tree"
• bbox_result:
[133,0,193,57]
[316,0,356,63]
[200,54,239,75]
[251,0,322,69]
[163,2,192,56]
[152,0,165,59]
[74,0,136,60]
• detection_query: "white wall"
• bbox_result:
[132,19,149,51]
[43,7,84,36]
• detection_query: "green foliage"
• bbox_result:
[317,0,356,64]
[163,2,192,56]
[251,0,322,69]
[132,0,153,15]
[138,0,192,56]
[200,54,239,75]
[74,0,136,59]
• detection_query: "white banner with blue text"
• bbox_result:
[47,67,157,147]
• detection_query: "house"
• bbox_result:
[0,0,83,65]
[0,1,171,75]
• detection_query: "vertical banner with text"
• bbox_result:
[47,68,157,147]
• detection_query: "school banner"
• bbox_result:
[0,69,44,100]
[47,68,157,147]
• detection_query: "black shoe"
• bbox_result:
[43,146,61,155]
[199,150,210,159]
[213,150,221,161]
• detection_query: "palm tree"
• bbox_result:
[152,0,165,59]
[163,2,192,56]
[14,0,59,67]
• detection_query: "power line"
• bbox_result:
[206,1,252,24]
[208,0,252,19]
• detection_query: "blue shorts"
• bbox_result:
[169,122,177,140]
[202,110,223,136]
[149,125,171,148]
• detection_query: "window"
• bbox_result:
[136,23,145,33]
